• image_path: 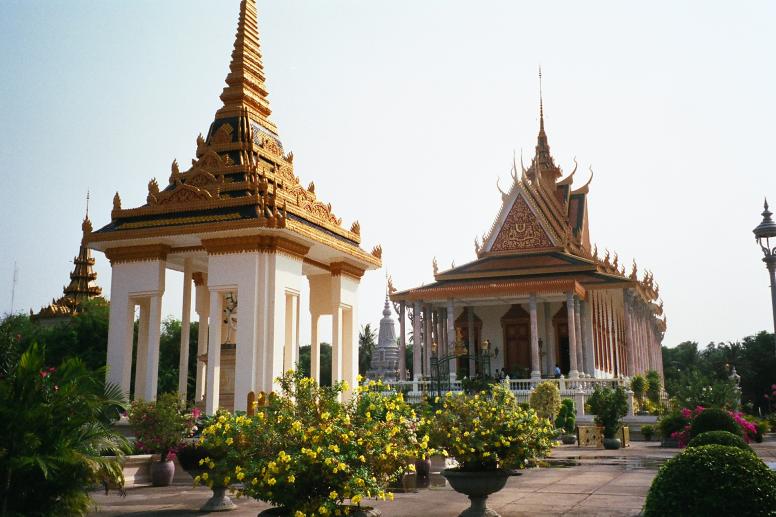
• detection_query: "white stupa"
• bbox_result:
[367,294,400,381]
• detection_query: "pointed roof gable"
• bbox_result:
[90,0,380,269]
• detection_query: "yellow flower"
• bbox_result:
[319,506,329,515]
[294,512,305,517]
[352,494,362,504]
[202,472,209,480]
[268,477,277,486]
[288,474,295,483]
[223,476,231,485]
[226,437,234,446]
[329,490,338,500]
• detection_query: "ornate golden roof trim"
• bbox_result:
[202,235,310,258]
[392,279,586,302]
[435,264,595,282]
[105,244,171,265]
[330,261,365,280]
[284,219,381,268]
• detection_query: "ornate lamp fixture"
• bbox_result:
[753,199,776,340]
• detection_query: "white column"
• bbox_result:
[544,303,556,375]
[398,302,406,381]
[284,293,300,372]
[332,304,344,384]
[566,292,579,379]
[106,289,135,397]
[423,305,432,377]
[412,302,422,380]
[574,298,584,376]
[142,294,163,401]
[581,300,595,378]
[194,280,209,402]
[529,294,541,380]
[205,290,223,415]
[133,300,149,400]
[446,299,456,381]
[178,260,193,400]
[467,307,476,377]
[235,265,260,412]
[310,313,320,383]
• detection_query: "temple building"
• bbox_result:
[32,209,103,325]
[390,97,665,382]
[87,0,381,413]
[366,293,401,381]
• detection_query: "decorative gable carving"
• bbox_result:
[491,195,553,252]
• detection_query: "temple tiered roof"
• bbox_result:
[89,0,380,269]
[33,211,103,321]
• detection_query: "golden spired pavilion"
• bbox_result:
[390,93,666,383]
[88,0,381,413]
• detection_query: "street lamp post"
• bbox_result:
[753,198,776,339]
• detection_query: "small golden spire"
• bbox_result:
[538,65,544,133]
[216,0,277,133]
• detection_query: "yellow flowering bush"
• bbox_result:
[430,383,554,471]
[192,409,234,490]
[197,371,426,515]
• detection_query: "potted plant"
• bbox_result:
[197,372,426,516]
[529,381,561,423]
[555,399,577,444]
[179,431,237,512]
[640,424,655,441]
[630,375,648,415]
[430,384,554,516]
[587,386,628,449]
[128,393,198,486]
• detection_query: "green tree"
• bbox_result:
[297,343,332,386]
[0,343,129,515]
[358,324,376,375]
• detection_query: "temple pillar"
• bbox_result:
[398,302,406,381]
[446,300,456,381]
[205,290,223,415]
[566,292,579,379]
[178,259,193,400]
[412,301,423,380]
[310,313,320,383]
[284,292,300,372]
[574,298,584,375]
[142,294,163,401]
[544,303,556,375]
[133,300,149,400]
[467,307,476,376]
[581,300,595,377]
[194,274,209,402]
[105,254,166,399]
[529,294,541,380]
[423,305,432,377]
[329,266,359,399]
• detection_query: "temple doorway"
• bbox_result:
[455,308,482,378]
[501,305,530,377]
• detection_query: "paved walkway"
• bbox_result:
[90,440,776,517]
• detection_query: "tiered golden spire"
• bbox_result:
[33,196,102,320]
[530,67,561,185]
[216,0,277,134]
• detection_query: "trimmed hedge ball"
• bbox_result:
[686,431,751,452]
[644,445,776,517]
[688,408,741,439]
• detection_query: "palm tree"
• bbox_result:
[0,343,129,516]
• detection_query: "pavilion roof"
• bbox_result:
[89,0,380,269]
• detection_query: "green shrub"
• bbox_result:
[0,343,129,516]
[689,407,741,439]
[555,399,576,434]
[657,411,689,439]
[587,386,628,438]
[529,381,561,421]
[644,445,776,516]
[128,392,198,460]
[630,375,646,404]
[640,424,655,441]
[686,431,751,452]
[645,370,662,404]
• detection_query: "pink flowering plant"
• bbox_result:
[128,392,199,460]
[670,406,757,448]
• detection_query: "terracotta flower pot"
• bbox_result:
[150,459,175,486]
[442,469,510,517]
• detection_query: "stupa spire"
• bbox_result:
[216,0,277,133]
[530,67,561,184]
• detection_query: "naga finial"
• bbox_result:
[630,259,638,280]
[308,181,315,194]
[113,192,122,211]
[350,220,360,235]
[371,244,382,259]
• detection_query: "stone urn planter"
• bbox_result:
[603,437,621,450]
[258,506,380,516]
[560,434,576,445]
[150,459,175,486]
[201,486,237,512]
[442,469,511,517]
[415,457,432,478]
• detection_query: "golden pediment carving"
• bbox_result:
[211,123,233,145]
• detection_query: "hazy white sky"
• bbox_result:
[1,0,774,347]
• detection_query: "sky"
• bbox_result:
[1,0,775,348]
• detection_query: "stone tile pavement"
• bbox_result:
[90,440,776,517]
